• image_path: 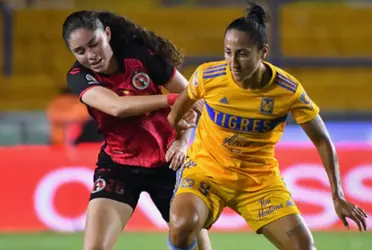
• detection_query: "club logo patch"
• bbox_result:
[92,178,106,193]
[132,72,150,90]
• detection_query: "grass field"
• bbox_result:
[0,232,371,250]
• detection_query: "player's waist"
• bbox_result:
[98,150,170,171]
[103,143,169,168]
[183,158,281,191]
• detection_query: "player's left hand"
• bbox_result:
[333,197,368,231]
[165,140,188,171]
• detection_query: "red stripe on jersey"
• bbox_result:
[69,68,80,75]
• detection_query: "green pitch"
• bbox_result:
[0,232,370,250]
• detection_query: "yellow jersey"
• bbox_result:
[186,60,319,187]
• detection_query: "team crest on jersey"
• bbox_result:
[86,74,99,84]
[132,72,150,90]
[92,178,106,193]
[260,97,274,115]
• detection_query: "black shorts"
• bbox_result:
[90,151,176,222]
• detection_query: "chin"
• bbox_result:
[232,74,243,82]
[91,65,108,74]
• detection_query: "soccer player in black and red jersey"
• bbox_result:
[62,11,211,250]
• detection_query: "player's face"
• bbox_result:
[68,27,113,73]
[224,29,268,83]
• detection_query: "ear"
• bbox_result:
[261,44,269,60]
[105,26,111,42]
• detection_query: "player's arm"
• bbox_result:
[290,84,342,197]
[143,49,198,145]
[144,49,201,169]
[67,68,177,118]
[81,87,175,117]
[168,88,197,130]
[300,115,342,198]
[160,70,197,143]
[291,84,367,231]
[168,66,204,132]
[143,47,204,115]
[162,71,204,116]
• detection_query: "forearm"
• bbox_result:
[191,100,205,116]
[315,139,344,199]
[175,127,193,145]
[168,100,195,127]
[115,95,169,117]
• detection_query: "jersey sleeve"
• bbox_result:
[66,66,100,99]
[187,65,205,100]
[290,83,320,124]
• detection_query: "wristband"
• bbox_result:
[167,93,180,106]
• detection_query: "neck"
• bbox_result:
[102,55,119,75]
[239,63,266,89]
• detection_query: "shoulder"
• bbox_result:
[200,60,228,79]
[194,60,228,86]
[66,62,101,96]
[269,62,301,95]
[67,61,94,79]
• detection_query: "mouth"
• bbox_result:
[231,69,241,74]
[90,58,103,67]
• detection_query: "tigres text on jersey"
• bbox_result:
[187,60,319,176]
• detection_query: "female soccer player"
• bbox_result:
[62,10,210,250]
[167,3,367,250]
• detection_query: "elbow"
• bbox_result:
[110,104,130,118]
[111,107,122,117]
[167,114,176,128]
[112,108,132,118]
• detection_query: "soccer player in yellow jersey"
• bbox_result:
[167,2,367,250]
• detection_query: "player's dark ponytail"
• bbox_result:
[62,10,184,67]
[225,2,268,49]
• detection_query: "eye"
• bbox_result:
[89,42,99,48]
[237,50,252,58]
[75,49,85,55]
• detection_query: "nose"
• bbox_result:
[230,55,240,69]
[87,48,97,60]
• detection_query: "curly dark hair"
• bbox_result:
[62,10,184,67]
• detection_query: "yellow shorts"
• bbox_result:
[173,158,300,232]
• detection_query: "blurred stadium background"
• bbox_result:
[0,0,371,249]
